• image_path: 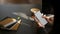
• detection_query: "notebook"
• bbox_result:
[9,19,21,30]
[0,18,16,27]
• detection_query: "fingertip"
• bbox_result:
[44,15,46,17]
[41,13,43,15]
[42,15,47,18]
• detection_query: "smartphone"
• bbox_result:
[34,11,48,26]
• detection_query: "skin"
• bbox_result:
[31,8,54,28]
[42,15,54,25]
[32,15,54,28]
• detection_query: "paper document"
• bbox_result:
[35,11,48,25]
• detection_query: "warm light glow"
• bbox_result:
[0,0,5,4]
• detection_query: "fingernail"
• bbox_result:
[44,15,46,17]
[41,13,43,15]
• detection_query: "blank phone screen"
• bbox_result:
[35,11,48,25]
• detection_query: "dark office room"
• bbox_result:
[0,0,54,34]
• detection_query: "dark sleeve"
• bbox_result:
[37,23,53,34]
[37,27,47,34]
[45,23,53,34]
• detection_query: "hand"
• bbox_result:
[42,15,54,25]
[32,14,54,28]
[32,16,45,28]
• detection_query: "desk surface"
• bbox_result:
[0,13,37,34]
[0,4,41,34]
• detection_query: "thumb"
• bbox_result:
[42,15,48,19]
